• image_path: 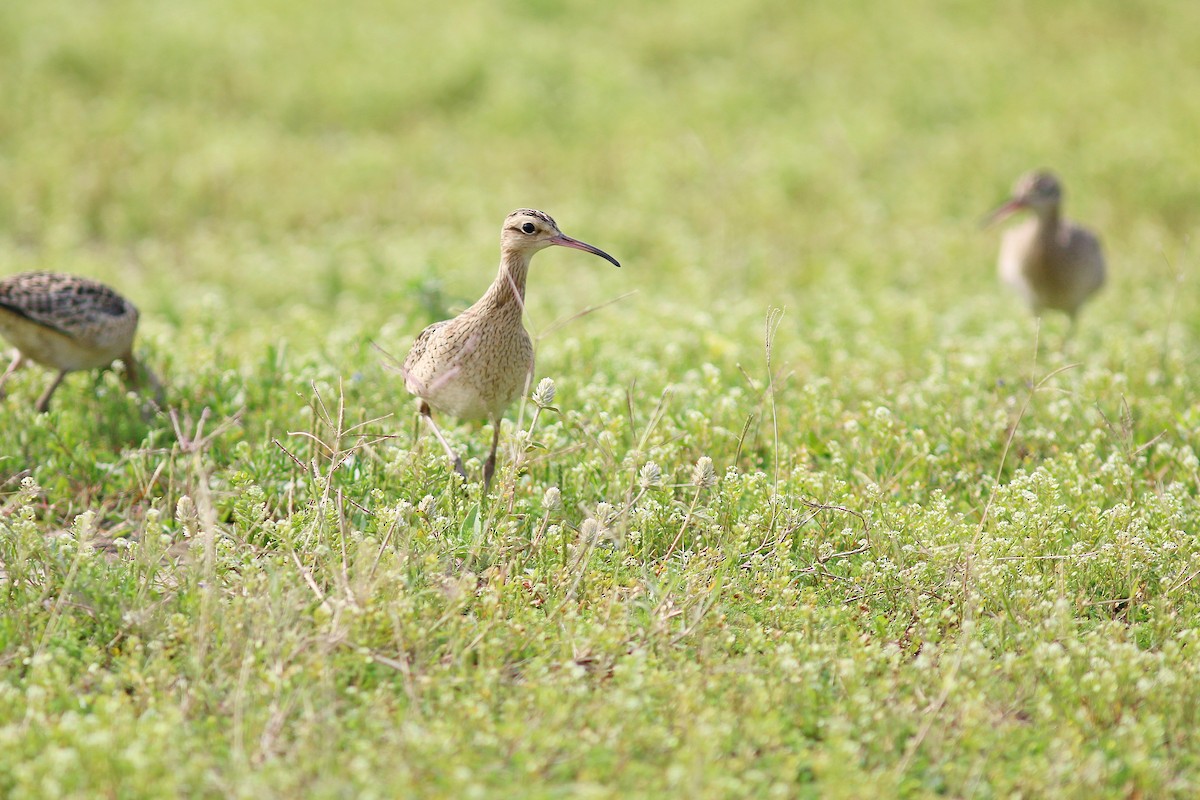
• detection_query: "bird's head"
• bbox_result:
[983,170,1063,226]
[501,209,621,267]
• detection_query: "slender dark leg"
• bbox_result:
[420,402,467,480]
[121,351,142,390]
[123,352,165,408]
[35,371,67,414]
[0,351,23,399]
[483,420,501,491]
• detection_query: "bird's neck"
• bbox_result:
[481,249,531,313]
[1033,205,1062,242]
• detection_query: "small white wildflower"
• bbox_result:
[639,462,663,489]
[543,486,562,512]
[532,377,557,408]
[19,475,42,502]
[71,509,96,540]
[691,456,717,489]
[595,502,615,525]
[417,494,435,515]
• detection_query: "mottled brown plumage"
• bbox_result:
[402,209,620,488]
[0,272,159,412]
[984,171,1106,327]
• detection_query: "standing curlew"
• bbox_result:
[402,209,620,489]
[0,272,160,413]
[984,170,1106,329]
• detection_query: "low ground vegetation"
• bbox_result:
[2,0,1200,796]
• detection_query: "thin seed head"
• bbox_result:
[176,496,198,538]
[639,462,663,489]
[532,377,557,408]
[691,456,717,489]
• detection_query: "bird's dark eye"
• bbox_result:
[521,222,536,234]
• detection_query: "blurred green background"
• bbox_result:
[3,0,1197,361]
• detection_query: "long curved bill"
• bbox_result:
[980,198,1024,229]
[549,234,621,267]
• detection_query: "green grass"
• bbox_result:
[2,0,1200,796]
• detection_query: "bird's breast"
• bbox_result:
[405,316,533,420]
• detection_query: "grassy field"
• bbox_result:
[2,0,1200,796]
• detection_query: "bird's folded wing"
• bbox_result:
[402,319,450,372]
[0,275,131,341]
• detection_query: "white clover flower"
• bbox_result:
[532,377,557,409]
[691,456,717,489]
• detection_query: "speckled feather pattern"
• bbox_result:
[403,267,534,421]
[511,208,557,229]
[0,271,140,370]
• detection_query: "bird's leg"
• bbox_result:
[420,402,467,480]
[34,371,67,414]
[483,420,501,491]
[0,351,24,399]
[123,351,165,409]
[121,351,142,390]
